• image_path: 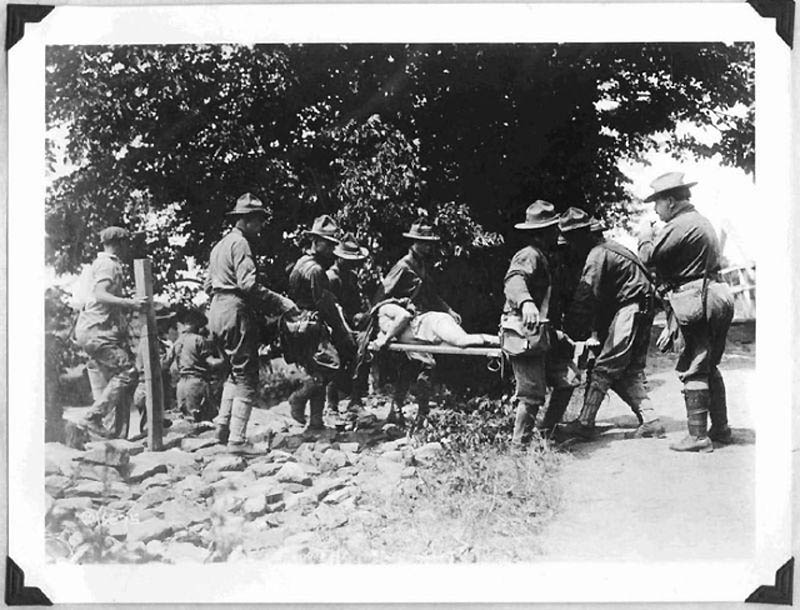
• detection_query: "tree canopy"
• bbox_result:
[46,42,754,325]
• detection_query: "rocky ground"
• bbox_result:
[45,322,755,565]
[46,401,490,564]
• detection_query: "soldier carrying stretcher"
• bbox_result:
[556,206,665,441]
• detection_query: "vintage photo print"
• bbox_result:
[6,2,795,605]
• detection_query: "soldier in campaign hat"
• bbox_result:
[502,201,576,446]
[557,207,664,441]
[325,233,370,414]
[637,172,735,453]
[372,217,461,429]
[206,193,297,454]
[286,215,356,430]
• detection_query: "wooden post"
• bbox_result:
[134,259,164,451]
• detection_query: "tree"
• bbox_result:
[46,42,754,335]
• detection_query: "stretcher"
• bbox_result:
[380,342,503,358]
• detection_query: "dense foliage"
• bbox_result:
[46,43,754,362]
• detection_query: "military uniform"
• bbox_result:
[501,200,563,445]
[639,206,734,446]
[75,250,137,438]
[562,234,662,437]
[638,172,734,452]
[171,329,217,422]
[327,261,366,328]
[375,246,452,426]
[207,194,294,450]
[287,252,350,428]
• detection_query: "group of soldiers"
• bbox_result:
[73,170,735,456]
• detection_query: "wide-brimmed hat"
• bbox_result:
[402,219,440,241]
[590,218,606,233]
[226,192,269,216]
[304,214,340,243]
[559,207,593,233]
[515,200,560,230]
[644,172,697,202]
[100,226,130,243]
[334,233,369,261]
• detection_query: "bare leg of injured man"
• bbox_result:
[373,303,498,427]
[373,303,498,350]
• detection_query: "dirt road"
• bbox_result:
[537,336,756,561]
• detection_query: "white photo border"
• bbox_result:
[7,2,794,604]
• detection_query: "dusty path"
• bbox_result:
[538,351,755,561]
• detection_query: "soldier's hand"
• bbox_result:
[129,296,149,311]
[448,309,462,325]
[635,216,656,242]
[521,301,540,329]
[585,334,601,350]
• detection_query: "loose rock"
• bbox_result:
[319,449,349,472]
[127,518,173,543]
[126,453,169,483]
[81,441,133,467]
[181,438,219,452]
[204,455,247,476]
[276,462,312,486]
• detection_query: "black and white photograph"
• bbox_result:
[5,2,796,605]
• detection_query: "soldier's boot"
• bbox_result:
[325,382,340,414]
[227,397,265,456]
[411,371,433,431]
[511,401,540,447]
[288,379,316,425]
[558,385,605,442]
[625,398,666,439]
[539,388,574,438]
[307,392,326,431]
[708,370,732,444]
[669,389,713,453]
[213,382,235,444]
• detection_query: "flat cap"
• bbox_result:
[99,226,130,243]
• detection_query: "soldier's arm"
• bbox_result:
[563,249,604,340]
[94,279,147,311]
[503,251,536,309]
[231,239,259,293]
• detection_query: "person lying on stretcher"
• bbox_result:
[371,301,499,350]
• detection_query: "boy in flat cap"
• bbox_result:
[75,226,148,437]
[558,207,664,441]
[637,173,734,453]
[207,193,298,454]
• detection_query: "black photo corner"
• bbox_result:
[5,558,52,606]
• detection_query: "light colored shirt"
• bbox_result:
[75,252,127,339]
[207,227,258,294]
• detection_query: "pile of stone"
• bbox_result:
[45,403,444,564]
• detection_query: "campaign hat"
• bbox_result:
[402,218,441,241]
[644,172,697,203]
[558,207,594,233]
[304,214,340,243]
[334,233,369,261]
[514,200,560,230]
[226,193,269,216]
